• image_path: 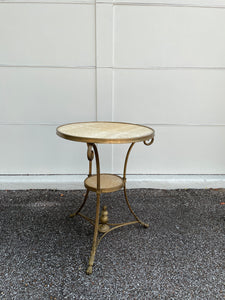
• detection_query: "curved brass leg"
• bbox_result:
[123,143,149,228]
[123,185,149,228]
[86,193,101,275]
[69,190,89,218]
[70,143,94,218]
[86,143,101,275]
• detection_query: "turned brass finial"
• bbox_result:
[98,206,110,233]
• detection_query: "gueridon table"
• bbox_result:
[56,122,155,274]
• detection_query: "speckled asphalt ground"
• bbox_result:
[0,189,225,300]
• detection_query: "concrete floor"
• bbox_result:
[0,189,225,299]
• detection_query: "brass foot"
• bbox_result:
[143,223,149,228]
[98,206,110,233]
[69,213,77,218]
[86,266,93,275]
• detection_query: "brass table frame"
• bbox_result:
[57,122,154,275]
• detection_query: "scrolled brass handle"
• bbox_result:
[143,138,154,146]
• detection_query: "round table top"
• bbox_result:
[56,122,154,144]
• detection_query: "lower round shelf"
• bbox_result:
[84,174,124,193]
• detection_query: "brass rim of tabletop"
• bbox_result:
[56,121,154,144]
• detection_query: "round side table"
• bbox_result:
[56,121,155,274]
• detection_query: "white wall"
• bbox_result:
[1,0,225,189]
[0,1,96,176]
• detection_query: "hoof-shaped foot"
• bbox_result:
[143,223,149,228]
[86,266,93,275]
[69,213,76,218]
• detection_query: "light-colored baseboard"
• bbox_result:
[0,174,225,190]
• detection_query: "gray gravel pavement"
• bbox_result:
[0,189,225,299]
